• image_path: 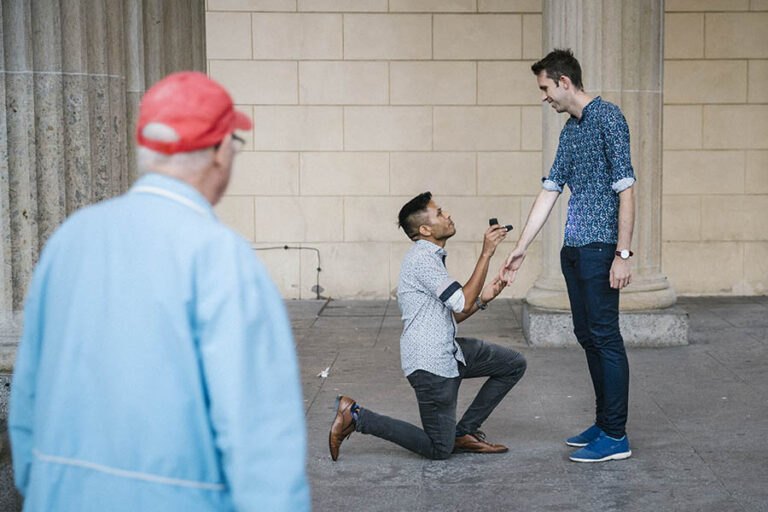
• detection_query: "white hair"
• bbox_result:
[137,122,213,175]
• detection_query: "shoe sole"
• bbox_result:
[569,450,632,463]
[565,440,589,447]
[328,395,343,461]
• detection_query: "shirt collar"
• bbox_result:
[575,96,601,124]
[415,239,447,258]
[129,173,216,218]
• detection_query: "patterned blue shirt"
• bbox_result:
[542,96,636,247]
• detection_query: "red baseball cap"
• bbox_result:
[136,71,252,155]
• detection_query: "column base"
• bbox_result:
[522,302,689,347]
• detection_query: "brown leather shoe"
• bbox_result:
[453,431,508,454]
[329,395,356,461]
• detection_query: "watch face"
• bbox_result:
[621,250,630,259]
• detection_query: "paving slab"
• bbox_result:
[296,297,768,512]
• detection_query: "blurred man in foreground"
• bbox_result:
[9,72,309,511]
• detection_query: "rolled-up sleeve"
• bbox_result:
[603,105,636,193]
[195,233,309,511]
[542,131,569,193]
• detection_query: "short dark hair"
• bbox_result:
[398,192,432,241]
[531,48,583,90]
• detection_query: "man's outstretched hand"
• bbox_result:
[499,247,525,285]
[480,276,508,304]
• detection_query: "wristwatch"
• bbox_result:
[615,249,633,260]
[475,296,488,310]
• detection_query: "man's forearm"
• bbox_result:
[516,189,560,250]
[460,253,491,313]
[616,186,634,250]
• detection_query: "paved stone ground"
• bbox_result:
[294,297,768,512]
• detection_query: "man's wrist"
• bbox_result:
[475,296,488,310]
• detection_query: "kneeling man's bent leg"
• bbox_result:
[455,338,527,435]
[355,371,460,460]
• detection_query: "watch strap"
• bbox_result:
[475,296,488,310]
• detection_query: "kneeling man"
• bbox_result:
[329,192,527,460]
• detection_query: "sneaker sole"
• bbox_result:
[569,450,632,463]
[565,440,589,447]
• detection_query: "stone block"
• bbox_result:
[478,61,540,105]
[345,107,432,151]
[522,303,689,347]
[215,195,255,241]
[477,152,542,196]
[234,105,255,151]
[298,0,387,11]
[744,242,768,294]
[389,0,476,12]
[522,14,542,59]
[205,12,252,59]
[748,60,768,103]
[666,0,748,10]
[703,105,768,149]
[389,152,476,196]
[255,197,343,242]
[662,195,701,241]
[208,0,296,10]
[434,107,520,151]
[664,60,746,104]
[344,196,411,242]
[252,243,302,299]
[746,151,768,193]
[344,14,431,60]
[390,62,476,105]
[301,242,390,298]
[752,0,768,9]
[662,150,745,195]
[253,106,343,150]
[442,196,521,242]
[663,105,702,150]
[209,60,297,104]
[662,241,743,294]
[664,13,704,59]
[252,13,342,59]
[230,152,299,195]
[705,12,768,58]
[478,0,541,12]
[434,15,522,60]
[300,152,389,195]
[299,61,388,105]
[701,196,768,241]
[521,105,542,150]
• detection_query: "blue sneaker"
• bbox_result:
[566,424,603,447]
[569,431,632,463]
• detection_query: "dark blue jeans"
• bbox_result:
[561,243,629,438]
[355,338,526,460]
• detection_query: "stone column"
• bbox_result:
[1,0,206,367]
[1,3,205,507]
[523,0,688,346]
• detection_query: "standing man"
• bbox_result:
[329,192,527,461]
[9,72,309,510]
[500,49,636,463]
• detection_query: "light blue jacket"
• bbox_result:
[9,173,310,511]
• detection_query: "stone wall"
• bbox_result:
[207,0,544,299]
[661,0,768,295]
[208,0,768,299]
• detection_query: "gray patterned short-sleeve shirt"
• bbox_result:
[397,240,466,378]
